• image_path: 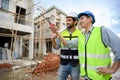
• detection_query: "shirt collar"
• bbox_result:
[89,26,94,33]
[82,26,94,34]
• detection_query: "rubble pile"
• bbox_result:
[0,63,14,69]
[33,53,60,75]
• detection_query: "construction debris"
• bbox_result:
[0,63,14,69]
[32,53,60,75]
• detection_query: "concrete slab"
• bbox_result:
[0,59,41,70]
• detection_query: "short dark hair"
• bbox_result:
[66,16,78,21]
[72,17,78,21]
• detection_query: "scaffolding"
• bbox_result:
[0,0,34,62]
[0,0,68,61]
[0,0,68,80]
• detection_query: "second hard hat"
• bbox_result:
[77,11,95,24]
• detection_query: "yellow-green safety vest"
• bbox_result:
[60,28,81,66]
[78,27,111,80]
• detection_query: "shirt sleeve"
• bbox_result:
[55,38,61,50]
[102,27,120,62]
[66,38,78,48]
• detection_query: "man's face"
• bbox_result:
[79,15,91,28]
[66,17,74,29]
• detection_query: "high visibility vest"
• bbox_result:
[60,29,81,66]
[78,27,111,80]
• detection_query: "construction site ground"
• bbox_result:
[0,59,58,80]
[0,59,120,80]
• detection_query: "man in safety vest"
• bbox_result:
[76,11,120,80]
[50,11,120,80]
[50,12,81,80]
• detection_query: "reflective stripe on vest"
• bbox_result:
[79,52,110,59]
[60,54,79,59]
[78,27,111,80]
[61,47,78,50]
[81,64,108,71]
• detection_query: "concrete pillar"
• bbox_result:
[14,40,20,59]
[2,43,12,60]
[19,38,23,58]
[2,48,7,60]
[37,39,43,59]
[7,49,12,60]
[43,40,47,55]
[28,34,34,59]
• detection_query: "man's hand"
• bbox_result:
[96,67,116,75]
[49,24,58,34]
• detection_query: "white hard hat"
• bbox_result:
[67,12,77,18]
[66,12,78,20]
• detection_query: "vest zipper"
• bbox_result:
[84,28,94,80]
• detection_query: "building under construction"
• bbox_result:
[0,0,67,60]
[0,0,34,60]
[0,0,67,80]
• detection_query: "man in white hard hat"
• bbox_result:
[51,12,81,80]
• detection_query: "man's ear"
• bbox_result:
[88,16,93,23]
[74,20,78,26]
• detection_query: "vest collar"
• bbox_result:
[66,27,77,34]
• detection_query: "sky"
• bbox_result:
[34,0,120,37]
